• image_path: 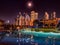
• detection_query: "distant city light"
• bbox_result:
[7,20,10,23]
[5,20,10,24]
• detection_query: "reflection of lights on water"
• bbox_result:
[22,39,24,41]
[19,38,21,42]
[35,43,38,45]
[31,39,34,42]
[48,36,52,39]
[53,38,56,45]
[31,35,33,39]
[26,40,29,43]
[27,38,30,40]
[17,40,18,42]
[46,37,56,45]
[26,38,30,43]
[5,20,10,24]
[6,34,9,36]
[45,39,48,45]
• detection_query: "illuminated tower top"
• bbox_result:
[31,11,38,21]
[35,12,38,20]
[31,11,36,21]
[53,11,56,19]
[44,12,49,20]
[25,13,30,21]
[30,11,38,26]
[25,13,30,25]
[19,12,21,15]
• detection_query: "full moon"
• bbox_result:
[28,2,32,7]
[27,1,33,8]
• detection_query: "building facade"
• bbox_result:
[0,19,4,30]
[30,11,38,26]
[15,11,38,27]
[40,11,58,28]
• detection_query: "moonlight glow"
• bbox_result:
[28,2,32,7]
[27,1,33,8]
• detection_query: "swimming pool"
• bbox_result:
[21,30,60,45]
[0,30,60,45]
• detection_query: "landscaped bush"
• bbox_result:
[31,28,60,33]
[31,28,35,31]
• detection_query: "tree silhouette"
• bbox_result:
[57,22,60,30]
[33,20,39,28]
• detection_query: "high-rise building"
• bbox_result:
[0,19,4,30]
[53,11,56,19]
[19,12,25,26]
[30,11,38,21]
[25,13,30,26]
[15,15,20,26]
[15,12,25,26]
[44,12,49,20]
[30,11,35,21]
[30,11,38,26]
[35,12,38,20]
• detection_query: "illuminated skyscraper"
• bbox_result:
[25,13,30,26]
[30,11,38,21]
[35,12,38,20]
[53,11,56,19]
[19,12,22,26]
[15,12,25,26]
[51,13,53,19]
[30,11,38,26]
[44,12,49,20]
[19,12,25,26]
[15,15,20,26]
[30,11,35,21]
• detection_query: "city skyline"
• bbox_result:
[0,0,60,24]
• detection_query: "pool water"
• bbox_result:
[0,31,60,45]
[21,30,60,45]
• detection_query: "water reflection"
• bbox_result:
[0,31,60,45]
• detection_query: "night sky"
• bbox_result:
[0,0,60,24]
